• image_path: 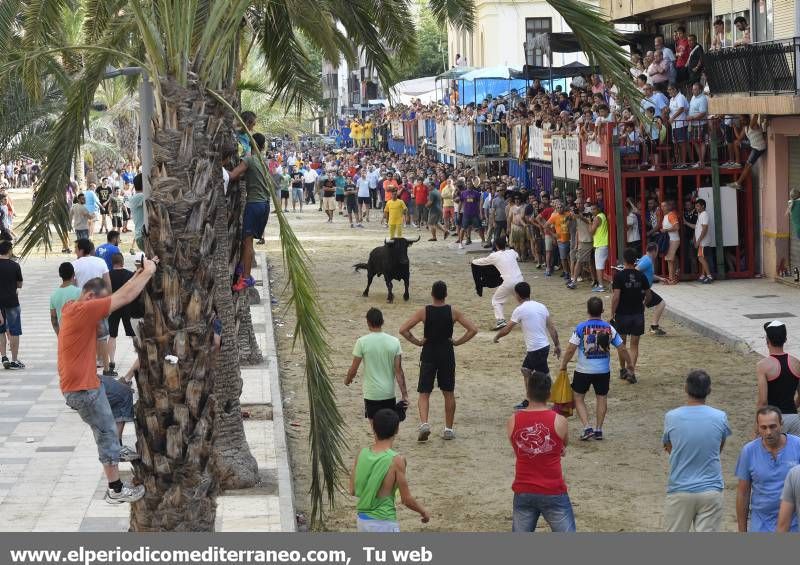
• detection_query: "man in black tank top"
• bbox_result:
[756,321,800,436]
[399,281,478,442]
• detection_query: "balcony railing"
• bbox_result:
[705,37,800,96]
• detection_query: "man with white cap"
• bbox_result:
[756,320,800,436]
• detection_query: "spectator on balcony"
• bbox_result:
[687,83,709,168]
[641,84,669,118]
[674,26,690,76]
[654,35,677,85]
[711,19,726,51]
[721,115,743,168]
[685,35,705,86]
[664,85,688,168]
[734,16,751,46]
[647,50,670,92]
[634,73,648,94]
[641,107,665,170]
[730,115,767,190]
[630,52,646,80]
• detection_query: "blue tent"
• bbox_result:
[456,66,527,106]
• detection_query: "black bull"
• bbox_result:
[353,236,420,303]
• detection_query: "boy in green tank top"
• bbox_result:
[350,409,430,532]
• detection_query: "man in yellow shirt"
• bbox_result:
[384,189,407,239]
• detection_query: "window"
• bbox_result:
[525,18,552,67]
[752,0,773,41]
[714,10,750,47]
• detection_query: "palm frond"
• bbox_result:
[545,0,641,114]
[207,89,347,529]
[0,0,22,56]
[19,0,74,100]
[427,0,475,31]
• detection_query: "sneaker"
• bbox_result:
[102,368,118,377]
[576,277,583,283]
[536,263,543,269]
[566,281,577,290]
[514,399,529,410]
[697,275,707,283]
[648,166,657,171]
[458,243,464,250]
[417,423,431,442]
[594,429,604,440]
[561,271,569,279]
[442,428,456,440]
[619,368,628,380]
[493,320,507,331]
[356,224,364,228]
[104,482,145,505]
[1,356,8,369]
[591,285,605,293]
[731,162,743,169]
[466,239,472,245]
[650,326,667,336]
[625,372,638,384]
[257,238,265,245]
[728,181,742,189]
[118,445,140,462]
[690,162,702,169]
[483,243,493,249]
[701,277,712,285]
[580,427,594,441]
[6,360,24,370]
[350,223,355,228]
[232,276,248,292]
[544,269,552,277]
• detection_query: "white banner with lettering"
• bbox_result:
[552,135,580,181]
[391,120,403,139]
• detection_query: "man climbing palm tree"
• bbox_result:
[228,133,270,292]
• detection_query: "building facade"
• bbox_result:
[600,0,800,281]
[447,0,588,69]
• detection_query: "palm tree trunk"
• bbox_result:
[74,147,84,186]
[210,157,259,489]
[130,76,221,531]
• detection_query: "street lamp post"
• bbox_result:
[104,66,154,225]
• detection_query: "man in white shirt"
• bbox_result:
[357,173,371,223]
[654,34,677,85]
[302,166,318,206]
[471,235,524,331]
[493,281,561,409]
[667,84,690,169]
[693,198,715,284]
[73,238,114,377]
[641,84,669,117]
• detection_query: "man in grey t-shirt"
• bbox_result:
[778,465,800,532]
[490,188,508,250]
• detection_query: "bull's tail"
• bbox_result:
[353,263,369,272]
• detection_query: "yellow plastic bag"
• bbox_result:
[550,369,574,417]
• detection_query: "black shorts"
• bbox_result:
[358,197,371,206]
[335,194,345,202]
[418,353,456,393]
[522,346,550,374]
[645,291,663,308]
[613,313,645,336]
[112,216,123,228]
[108,311,135,338]
[346,198,358,213]
[280,190,289,199]
[571,371,610,396]
[364,397,396,419]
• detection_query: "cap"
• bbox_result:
[764,320,787,345]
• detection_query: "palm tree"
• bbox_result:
[2,0,635,531]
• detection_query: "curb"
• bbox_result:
[259,252,297,532]
[664,304,754,356]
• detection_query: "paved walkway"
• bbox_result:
[0,253,293,531]
[657,278,800,358]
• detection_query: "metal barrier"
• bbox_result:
[705,37,800,95]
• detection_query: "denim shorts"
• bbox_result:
[76,229,89,240]
[64,382,121,465]
[512,492,576,532]
[100,375,134,423]
[243,201,270,239]
[0,306,22,336]
[96,317,109,341]
[461,214,482,229]
[557,242,571,262]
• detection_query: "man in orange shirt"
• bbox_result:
[547,201,572,281]
[59,255,158,504]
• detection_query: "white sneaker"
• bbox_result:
[493,320,507,331]
[418,423,431,442]
[458,243,464,249]
[118,445,140,462]
[442,428,456,440]
[104,482,145,504]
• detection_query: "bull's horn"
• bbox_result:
[410,235,421,243]
[384,238,390,244]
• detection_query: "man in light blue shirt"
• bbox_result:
[662,369,731,531]
[687,82,709,168]
[636,242,667,336]
[559,297,632,441]
[736,406,800,531]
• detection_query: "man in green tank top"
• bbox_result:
[350,409,430,532]
[588,203,610,293]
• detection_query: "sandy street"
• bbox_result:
[267,208,759,532]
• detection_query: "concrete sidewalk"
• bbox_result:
[657,278,800,358]
[0,253,293,532]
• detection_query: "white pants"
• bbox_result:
[663,490,724,532]
[492,278,522,321]
[357,517,400,532]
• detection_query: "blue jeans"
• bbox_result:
[0,305,22,336]
[64,382,120,465]
[512,492,576,532]
[100,375,134,423]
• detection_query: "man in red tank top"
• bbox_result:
[506,370,575,532]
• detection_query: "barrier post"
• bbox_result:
[709,123,727,280]
[612,133,625,266]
